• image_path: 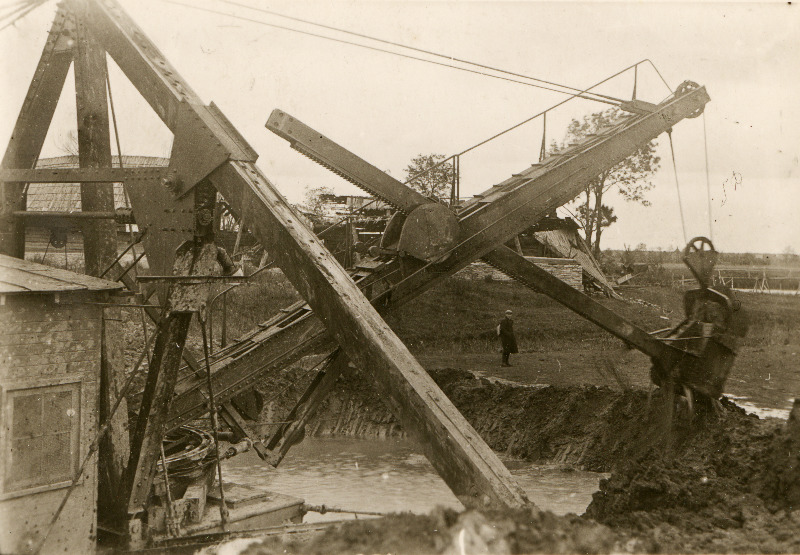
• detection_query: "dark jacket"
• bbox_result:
[498,317,518,353]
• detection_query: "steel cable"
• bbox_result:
[667,130,688,245]
[216,0,624,102]
[702,112,714,242]
[163,0,621,105]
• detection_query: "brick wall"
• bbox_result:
[0,297,100,555]
[457,257,583,290]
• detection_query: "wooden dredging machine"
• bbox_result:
[0,0,746,551]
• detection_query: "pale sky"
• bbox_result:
[1,1,798,254]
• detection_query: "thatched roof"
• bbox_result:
[26,155,169,212]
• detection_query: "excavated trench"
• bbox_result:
[243,366,800,554]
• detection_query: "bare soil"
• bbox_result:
[118,276,800,553]
[241,368,800,554]
[232,280,800,554]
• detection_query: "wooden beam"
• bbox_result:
[125,240,220,516]
[0,9,73,257]
[99,303,131,528]
[209,160,529,510]
[483,245,684,364]
[72,0,118,277]
[0,166,166,183]
[81,0,528,509]
[125,311,192,515]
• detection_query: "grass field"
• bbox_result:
[206,270,799,411]
[214,269,800,352]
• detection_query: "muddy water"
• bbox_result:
[222,438,606,522]
[724,394,794,419]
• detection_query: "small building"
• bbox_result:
[0,255,122,554]
[24,155,168,258]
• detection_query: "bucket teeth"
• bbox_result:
[291,144,406,215]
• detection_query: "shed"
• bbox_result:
[23,155,169,255]
[0,255,122,555]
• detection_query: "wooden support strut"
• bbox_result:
[79,0,529,510]
[168,85,709,464]
[0,8,73,257]
[208,160,529,509]
[72,0,118,278]
[125,239,221,517]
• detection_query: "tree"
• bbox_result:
[551,107,660,258]
[404,153,454,200]
[302,186,336,217]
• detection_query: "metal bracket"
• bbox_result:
[167,102,258,196]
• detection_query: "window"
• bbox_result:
[4,384,80,493]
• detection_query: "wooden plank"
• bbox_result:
[267,110,427,214]
[73,0,117,277]
[0,254,120,291]
[532,229,619,298]
[0,166,166,183]
[0,265,83,292]
[99,303,131,527]
[483,245,683,364]
[209,160,529,510]
[0,281,29,293]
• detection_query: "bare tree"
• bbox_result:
[552,107,660,257]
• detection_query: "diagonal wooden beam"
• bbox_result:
[208,160,529,509]
[80,0,529,509]
[0,9,73,257]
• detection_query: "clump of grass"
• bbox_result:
[208,268,301,341]
[737,292,800,347]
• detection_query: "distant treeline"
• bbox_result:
[603,247,800,269]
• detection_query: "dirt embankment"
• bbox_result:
[248,366,800,553]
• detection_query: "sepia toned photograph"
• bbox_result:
[0,0,798,553]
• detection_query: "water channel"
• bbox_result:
[222,437,606,522]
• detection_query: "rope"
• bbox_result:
[667,130,688,244]
[163,0,621,105]
[702,112,714,242]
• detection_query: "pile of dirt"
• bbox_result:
[242,507,625,555]
[584,397,800,553]
[247,366,800,553]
